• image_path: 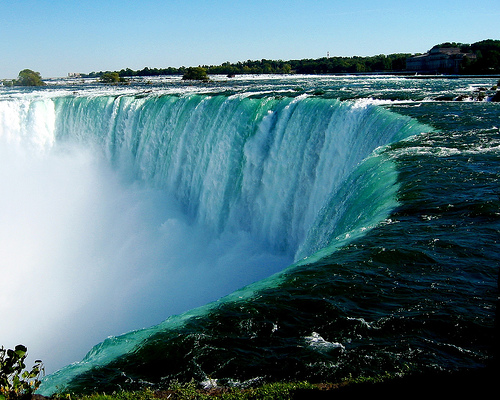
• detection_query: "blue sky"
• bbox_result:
[0,0,498,78]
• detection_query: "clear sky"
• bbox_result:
[0,0,499,79]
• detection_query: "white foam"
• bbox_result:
[305,332,344,352]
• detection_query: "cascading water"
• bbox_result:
[0,88,433,394]
[52,93,426,257]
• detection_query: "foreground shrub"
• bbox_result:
[0,345,44,400]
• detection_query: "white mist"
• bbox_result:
[0,99,290,373]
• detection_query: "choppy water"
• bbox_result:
[0,75,498,394]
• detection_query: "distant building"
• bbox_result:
[406,47,476,74]
[68,72,82,78]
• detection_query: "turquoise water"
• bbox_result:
[0,75,498,393]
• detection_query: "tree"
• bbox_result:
[14,69,45,86]
[182,66,209,81]
[460,39,500,74]
[281,63,292,74]
[99,72,128,84]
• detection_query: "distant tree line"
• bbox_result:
[203,54,412,75]
[85,53,412,79]
[83,39,499,79]
[3,40,496,86]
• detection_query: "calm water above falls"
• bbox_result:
[0,76,498,393]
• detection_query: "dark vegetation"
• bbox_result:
[82,39,500,80]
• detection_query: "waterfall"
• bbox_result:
[0,91,429,384]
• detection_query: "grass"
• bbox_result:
[45,366,496,399]
[48,375,397,400]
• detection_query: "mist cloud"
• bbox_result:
[0,140,290,373]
